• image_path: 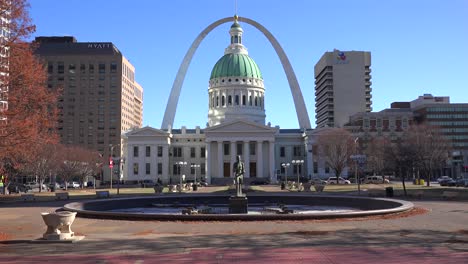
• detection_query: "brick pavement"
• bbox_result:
[0,189,467,263]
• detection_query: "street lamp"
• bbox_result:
[292,160,304,191]
[109,144,120,189]
[191,164,200,191]
[176,161,187,193]
[281,163,290,183]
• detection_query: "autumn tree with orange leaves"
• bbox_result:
[0,0,59,178]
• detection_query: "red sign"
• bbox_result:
[109,158,113,168]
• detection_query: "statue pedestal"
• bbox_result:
[229,196,248,214]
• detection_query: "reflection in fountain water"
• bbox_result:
[108,204,359,215]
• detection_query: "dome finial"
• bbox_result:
[234,14,238,22]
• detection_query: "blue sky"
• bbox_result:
[29,0,468,129]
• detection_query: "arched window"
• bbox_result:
[234,35,238,43]
[212,96,215,108]
[242,95,246,106]
[216,96,219,107]
[222,96,225,106]
[255,96,258,106]
[235,95,239,105]
[228,95,232,105]
[249,96,252,106]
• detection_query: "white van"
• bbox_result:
[364,176,389,184]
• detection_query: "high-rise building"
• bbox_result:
[35,36,143,164]
[0,7,10,122]
[314,50,372,128]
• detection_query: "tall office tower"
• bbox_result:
[35,36,143,161]
[0,7,10,122]
[314,50,372,128]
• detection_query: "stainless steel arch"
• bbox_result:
[161,17,312,129]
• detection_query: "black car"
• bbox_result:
[7,182,31,193]
[439,178,457,186]
[455,179,468,187]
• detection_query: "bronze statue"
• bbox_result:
[233,155,245,197]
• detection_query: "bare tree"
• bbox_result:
[365,136,390,181]
[384,139,417,196]
[316,128,354,184]
[406,124,451,186]
[21,142,61,192]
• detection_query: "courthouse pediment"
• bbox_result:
[125,126,170,137]
[205,120,276,134]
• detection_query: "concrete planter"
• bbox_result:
[41,211,77,240]
[313,184,325,192]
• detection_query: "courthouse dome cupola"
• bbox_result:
[208,15,266,127]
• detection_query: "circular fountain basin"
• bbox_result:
[63,194,413,221]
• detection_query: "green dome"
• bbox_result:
[210,53,262,80]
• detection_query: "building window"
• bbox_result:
[110,62,117,73]
[89,64,94,74]
[242,95,246,106]
[280,146,285,157]
[58,62,64,74]
[146,146,151,157]
[313,162,318,174]
[133,146,139,157]
[190,147,196,158]
[237,143,242,155]
[235,95,239,105]
[201,163,206,175]
[157,163,162,175]
[68,63,75,74]
[146,163,151,174]
[228,95,232,105]
[293,146,302,157]
[173,164,181,175]
[157,146,163,157]
[254,96,258,106]
[325,165,330,174]
[222,96,225,106]
[99,63,105,73]
[47,62,53,74]
[133,163,139,175]
[216,96,219,107]
[224,143,230,156]
[80,64,86,74]
[190,163,195,175]
[173,147,182,158]
[200,147,206,158]
[250,142,256,155]
[249,96,252,106]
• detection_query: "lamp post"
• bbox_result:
[281,163,290,183]
[109,144,120,189]
[191,164,200,191]
[354,137,360,195]
[176,161,187,193]
[292,160,304,191]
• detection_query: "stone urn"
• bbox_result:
[313,184,325,192]
[154,185,164,194]
[41,211,77,240]
[303,182,312,192]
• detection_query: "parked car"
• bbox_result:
[311,178,327,185]
[86,181,94,187]
[69,181,80,188]
[326,177,351,185]
[455,178,468,187]
[7,182,31,193]
[439,178,457,186]
[364,176,390,184]
[437,176,453,184]
[25,182,48,191]
[141,179,154,188]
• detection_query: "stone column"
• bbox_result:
[205,141,211,184]
[306,143,313,179]
[230,141,236,177]
[217,141,223,179]
[257,141,263,178]
[243,141,250,178]
[269,140,276,183]
[163,145,169,184]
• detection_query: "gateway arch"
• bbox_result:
[161,16,312,130]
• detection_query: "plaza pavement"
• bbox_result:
[0,186,467,263]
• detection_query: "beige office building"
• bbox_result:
[314,50,372,128]
[35,36,143,181]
